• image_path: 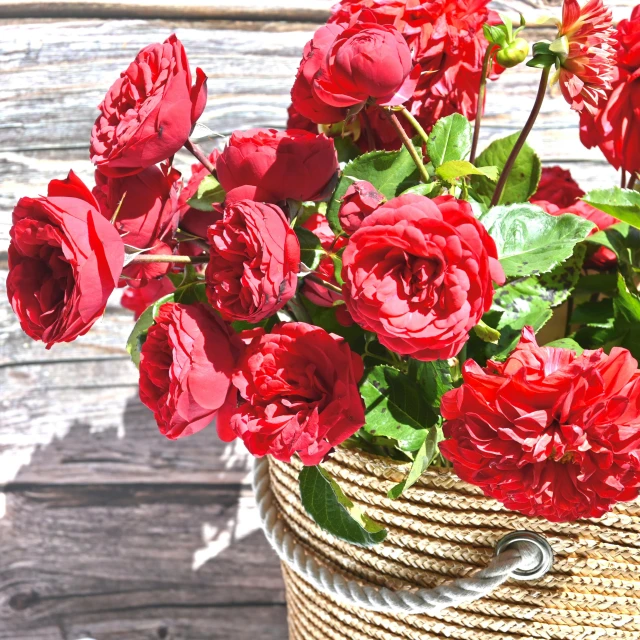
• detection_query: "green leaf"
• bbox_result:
[126,293,175,367]
[426,114,472,168]
[400,182,440,198]
[473,320,501,343]
[300,297,364,352]
[172,282,207,305]
[472,133,542,204]
[299,466,387,547]
[571,298,614,328]
[482,203,594,277]
[326,145,422,234]
[330,252,345,286]
[575,273,618,295]
[187,174,226,211]
[436,160,498,183]
[360,365,437,451]
[583,188,640,229]
[296,227,324,271]
[613,274,640,359]
[387,425,443,500]
[544,338,584,354]
[408,359,453,409]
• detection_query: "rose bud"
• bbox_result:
[139,303,243,440]
[342,194,505,361]
[221,322,365,465]
[339,180,385,234]
[440,327,640,522]
[216,128,339,204]
[6,171,124,347]
[206,200,301,323]
[313,20,420,110]
[121,277,176,319]
[90,34,207,177]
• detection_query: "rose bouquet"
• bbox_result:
[6,0,640,567]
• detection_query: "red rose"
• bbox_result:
[222,322,365,465]
[139,302,242,440]
[342,194,504,361]
[313,19,420,110]
[121,277,176,319]
[121,241,175,288]
[6,171,124,347]
[177,149,221,222]
[579,6,640,174]
[355,105,411,151]
[440,327,640,522]
[530,166,585,209]
[286,103,319,133]
[206,200,301,322]
[339,180,385,234]
[90,34,207,177]
[215,128,339,204]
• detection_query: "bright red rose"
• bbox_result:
[301,213,347,307]
[342,194,504,361]
[215,128,339,204]
[120,241,175,287]
[313,19,420,110]
[339,180,385,234]
[121,277,176,319]
[530,166,585,209]
[579,6,640,175]
[286,103,319,133]
[6,171,124,347]
[440,327,640,522]
[90,35,207,177]
[222,322,365,465]
[206,200,301,322]
[139,302,242,440]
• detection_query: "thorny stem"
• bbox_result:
[130,254,209,264]
[397,106,429,146]
[386,110,431,183]
[360,108,376,152]
[286,294,313,323]
[490,66,551,207]
[621,168,628,189]
[305,274,343,295]
[184,139,216,175]
[628,173,638,190]
[470,45,496,164]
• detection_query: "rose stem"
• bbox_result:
[184,139,216,176]
[360,109,377,151]
[397,106,429,146]
[305,274,343,294]
[490,66,551,207]
[470,45,495,164]
[621,168,627,189]
[628,173,638,190]
[130,254,209,264]
[386,109,431,183]
[286,294,313,323]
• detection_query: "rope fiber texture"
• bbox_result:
[253,456,550,616]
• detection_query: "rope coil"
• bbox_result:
[253,456,554,615]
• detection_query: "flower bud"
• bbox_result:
[496,38,529,68]
[338,180,386,234]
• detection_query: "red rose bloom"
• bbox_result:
[222,322,365,465]
[90,34,207,177]
[139,302,242,440]
[339,180,385,234]
[580,6,640,175]
[121,277,176,319]
[342,194,504,361]
[286,103,319,133]
[206,200,301,322]
[530,166,585,209]
[6,171,124,347]
[215,128,339,204]
[440,327,640,522]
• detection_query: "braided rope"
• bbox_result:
[254,456,552,616]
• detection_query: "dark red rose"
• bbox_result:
[90,34,207,177]
[313,19,420,110]
[355,105,411,151]
[580,6,640,175]
[216,128,339,204]
[530,166,585,209]
[342,194,504,361]
[139,302,243,440]
[300,214,347,307]
[440,327,640,522]
[221,322,365,465]
[121,241,175,288]
[339,180,385,234]
[121,277,176,319]
[206,200,301,322]
[6,171,124,347]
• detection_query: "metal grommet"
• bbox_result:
[495,531,554,581]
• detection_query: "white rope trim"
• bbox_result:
[253,456,553,615]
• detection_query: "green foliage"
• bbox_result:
[613,274,640,359]
[436,160,498,183]
[571,298,614,328]
[187,174,226,211]
[481,203,594,277]
[407,359,453,410]
[473,133,541,204]
[426,114,472,167]
[126,293,175,367]
[300,297,364,352]
[583,188,640,229]
[544,338,584,354]
[473,320,501,344]
[299,466,387,547]
[400,182,440,198]
[296,227,325,271]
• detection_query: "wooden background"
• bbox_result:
[0,1,634,638]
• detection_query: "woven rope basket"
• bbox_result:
[267,448,640,640]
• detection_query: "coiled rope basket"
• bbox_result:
[255,448,640,640]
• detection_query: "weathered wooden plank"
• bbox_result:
[0,484,286,639]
